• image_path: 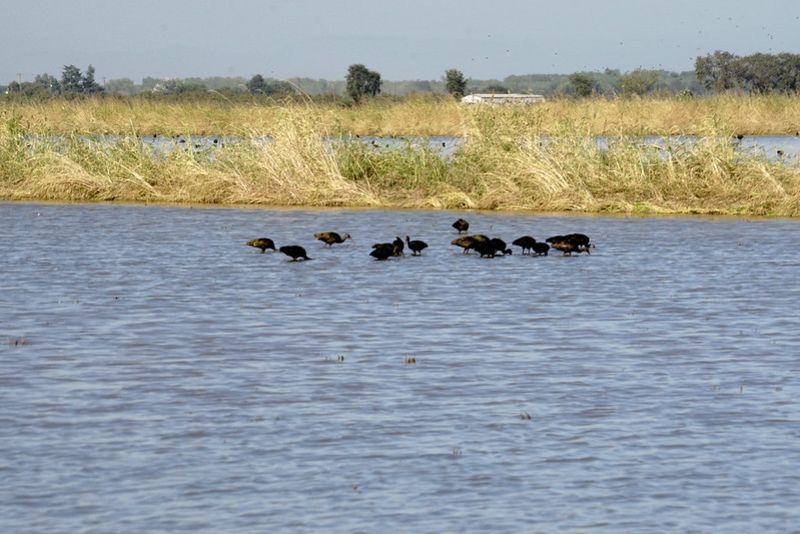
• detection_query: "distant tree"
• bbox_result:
[694,50,739,93]
[568,73,595,97]
[444,69,467,98]
[34,73,60,94]
[618,69,660,96]
[7,81,21,93]
[345,64,382,103]
[60,65,83,93]
[247,74,269,94]
[81,64,103,94]
[141,77,162,91]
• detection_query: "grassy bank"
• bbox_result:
[2,104,799,217]
[3,94,800,136]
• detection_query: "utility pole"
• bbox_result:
[17,72,22,84]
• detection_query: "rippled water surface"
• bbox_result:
[2,202,799,532]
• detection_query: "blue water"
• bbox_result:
[1,202,799,532]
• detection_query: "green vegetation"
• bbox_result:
[695,51,800,94]
[345,64,382,103]
[444,69,467,98]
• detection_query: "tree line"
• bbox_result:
[694,50,800,94]
[5,52,799,101]
[5,64,103,97]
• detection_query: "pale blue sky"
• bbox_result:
[3,0,799,83]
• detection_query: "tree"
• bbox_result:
[61,65,83,93]
[618,69,660,96]
[444,69,467,98]
[247,74,269,94]
[568,73,595,97]
[694,51,739,93]
[34,73,60,94]
[346,64,381,103]
[81,65,102,93]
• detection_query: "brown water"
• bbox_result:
[2,202,799,532]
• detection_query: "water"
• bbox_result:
[2,202,799,532]
[30,134,800,161]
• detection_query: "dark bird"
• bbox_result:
[405,236,428,255]
[473,240,498,258]
[452,218,470,233]
[512,235,537,255]
[315,231,351,246]
[279,245,312,261]
[372,240,403,257]
[490,237,512,256]
[531,242,550,256]
[564,233,592,254]
[545,236,579,255]
[451,234,488,254]
[247,237,276,253]
[546,234,590,256]
[393,237,405,256]
[370,243,399,260]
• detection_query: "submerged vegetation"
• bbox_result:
[1,96,799,216]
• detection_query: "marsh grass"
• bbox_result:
[4,93,800,136]
[2,102,799,216]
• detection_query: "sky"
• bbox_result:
[3,0,800,83]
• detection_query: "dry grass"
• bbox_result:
[4,93,800,136]
[2,100,800,216]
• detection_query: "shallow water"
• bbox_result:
[32,134,800,161]
[1,203,799,533]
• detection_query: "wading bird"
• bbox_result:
[405,236,428,255]
[512,236,537,255]
[452,218,470,233]
[279,245,312,261]
[490,238,512,256]
[314,232,351,246]
[247,237,275,253]
[451,234,488,254]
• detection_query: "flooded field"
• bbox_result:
[2,202,799,532]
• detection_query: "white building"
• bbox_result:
[461,93,546,105]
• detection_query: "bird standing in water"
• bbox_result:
[512,236,537,255]
[452,218,469,233]
[279,245,312,261]
[314,232,351,246]
[405,236,428,255]
[247,237,275,253]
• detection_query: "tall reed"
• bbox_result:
[2,105,799,216]
[4,94,800,136]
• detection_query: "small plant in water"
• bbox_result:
[519,412,532,421]
[404,356,417,364]
[452,447,462,458]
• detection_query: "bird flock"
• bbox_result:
[247,218,593,261]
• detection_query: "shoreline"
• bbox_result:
[3,198,796,221]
